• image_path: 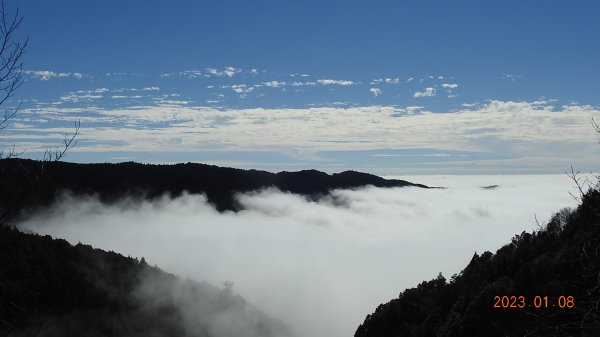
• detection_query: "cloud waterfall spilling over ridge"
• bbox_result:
[18,175,580,337]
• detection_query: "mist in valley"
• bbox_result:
[18,174,581,337]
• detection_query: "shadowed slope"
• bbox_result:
[0,226,292,337]
[355,190,600,337]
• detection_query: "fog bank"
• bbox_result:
[19,174,580,337]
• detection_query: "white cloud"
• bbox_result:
[502,74,522,82]
[369,88,382,97]
[397,106,425,115]
[9,122,34,129]
[24,70,85,81]
[8,101,600,173]
[413,87,436,98]
[226,84,255,94]
[206,68,219,76]
[143,86,160,91]
[223,66,240,77]
[406,77,414,83]
[59,93,103,102]
[181,70,203,79]
[371,153,452,158]
[104,72,147,78]
[441,83,458,89]
[317,79,354,86]
[19,176,579,337]
[263,81,287,88]
[371,78,400,85]
[291,81,316,87]
[206,66,242,78]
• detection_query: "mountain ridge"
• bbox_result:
[0,158,427,221]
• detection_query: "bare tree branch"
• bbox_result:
[42,120,80,162]
[566,166,586,202]
[40,120,80,173]
[0,1,79,225]
[0,1,26,131]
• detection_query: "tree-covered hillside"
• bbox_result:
[0,225,292,337]
[355,189,600,337]
[0,159,427,221]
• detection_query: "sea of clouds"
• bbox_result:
[18,174,582,337]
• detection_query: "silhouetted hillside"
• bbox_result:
[0,225,292,337]
[0,159,427,220]
[355,189,600,337]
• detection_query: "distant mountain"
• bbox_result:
[0,225,292,337]
[0,159,427,220]
[354,189,600,337]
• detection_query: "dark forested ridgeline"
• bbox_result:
[0,158,427,220]
[0,159,426,336]
[355,189,600,337]
[0,226,292,337]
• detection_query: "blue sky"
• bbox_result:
[3,0,600,174]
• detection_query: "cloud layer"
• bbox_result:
[5,100,599,173]
[18,175,580,337]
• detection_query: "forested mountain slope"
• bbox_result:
[0,159,427,219]
[355,189,600,337]
[0,225,292,337]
